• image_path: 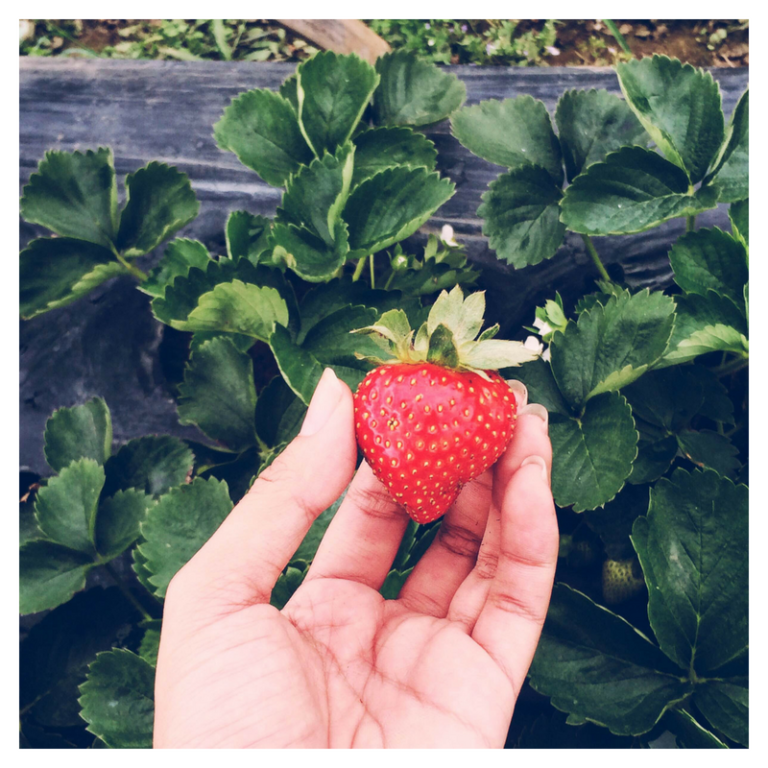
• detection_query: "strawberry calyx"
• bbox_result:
[351,285,539,380]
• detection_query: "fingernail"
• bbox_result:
[300,369,342,436]
[507,379,528,409]
[521,455,549,483]
[519,403,549,428]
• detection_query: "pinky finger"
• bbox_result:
[470,457,559,695]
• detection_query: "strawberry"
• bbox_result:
[601,558,645,605]
[351,286,539,523]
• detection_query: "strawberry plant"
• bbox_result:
[19,51,747,749]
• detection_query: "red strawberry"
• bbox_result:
[351,286,539,523]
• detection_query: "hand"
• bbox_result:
[154,368,558,748]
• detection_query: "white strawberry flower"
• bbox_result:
[524,334,550,361]
[524,335,544,356]
[532,316,553,336]
[440,224,458,247]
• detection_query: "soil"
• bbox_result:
[554,19,749,67]
[23,19,749,67]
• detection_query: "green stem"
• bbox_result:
[581,234,612,283]
[686,214,696,232]
[351,256,366,283]
[384,270,396,290]
[602,20,633,56]
[103,561,153,621]
[714,356,749,377]
[114,250,148,282]
[369,253,376,290]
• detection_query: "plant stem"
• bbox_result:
[369,253,376,289]
[714,356,749,378]
[686,214,696,232]
[351,256,366,282]
[384,270,396,290]
[114,251,148,282]
[581,234,612,282]
[602,20,633,56]
[103,561,153,621]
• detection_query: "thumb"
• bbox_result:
[169,368,357,609]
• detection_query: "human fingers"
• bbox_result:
[446,401,552,630]
[470,458,558,695]
[304,460,410,590]
[165,368,357,611]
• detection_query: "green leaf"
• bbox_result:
[616,55,724,184]
[255,375,307,448]
[271,221,349,283]
[695,365,736,424]
[95,489,152,560]
[381,568,414,599]
[503,358,572,417]
[20,147,118,248]
[138,623,162,667]
[213,88,313,186]
[131,547,156,596]
[551,289,676,408]
[297,280,415,342]
[693,678,748,746]
[631,468,747,673]
[177,336,257,451]
[352,126,437,186]
[669,228,748,307]
[20,588,139,727]
[529,584,691,736]
[292,490,347,564]
[555,88,648,182]
[138,477,233,598]
[478,164,566,267]
[271,565,306,610]
[197,446,259,505]
[344,166,455,256]
[270,306,379,404]
[729,199,748,247]
[659,292,748,367]
[173,280,289,339]
[116,162,199,257]
[452,96,563,184]
[277,144,355,242]
[384,241,479,296]
[19,541,93,615]
[225,211,272,265]
[584,484,650,560]
[663,709,728,749]
[79,649,155,749]
[103,436,194,498]
[279,75,299,112]
[676,429,741,477]
[624,367,707,432]
[140,239,211,298]
[550,392,637,512]
[427,324,460,367]
[152,257,297,331]
[706,89,748,203]
[44,397,112,473]
[296,51,379,156]
[629,435,678,485]
[373,50,466,128]
[35,459,105,554]
[560,146,718,235]
[20,237,124,319]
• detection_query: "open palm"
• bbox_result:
[154,370,557,748]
